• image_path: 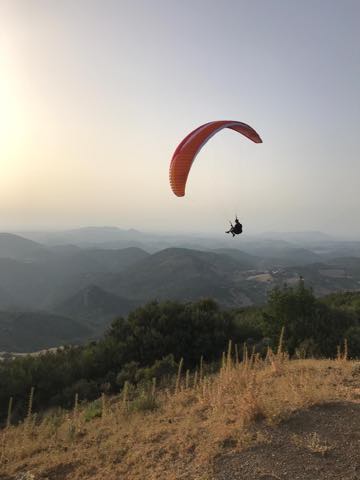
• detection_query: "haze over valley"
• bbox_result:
[1,226,359,353]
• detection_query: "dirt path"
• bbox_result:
[214,401,360,480]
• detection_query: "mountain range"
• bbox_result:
[0,227,359,352]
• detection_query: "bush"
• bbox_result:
[52,379,100,408]
[344,326,360,358]
[262,279,355,356]
[83,399,102,422]
[116,362,140,388]
[130,393,158,413]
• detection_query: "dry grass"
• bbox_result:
[291,431,333,455]
[0,352,357,480]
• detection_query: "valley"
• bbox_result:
[0,228,359,352]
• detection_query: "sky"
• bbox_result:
[1,0,359,236]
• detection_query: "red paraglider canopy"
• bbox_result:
[169,120,262,197]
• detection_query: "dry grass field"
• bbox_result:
[1,345,360,480]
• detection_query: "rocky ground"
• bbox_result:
[215,401,360,480]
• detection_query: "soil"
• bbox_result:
[214,401,360,480]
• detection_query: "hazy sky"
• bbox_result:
[1,0,359,235]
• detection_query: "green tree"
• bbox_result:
[344,325,360,358]
[263,279,354,356]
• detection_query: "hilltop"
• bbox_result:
[101,247,244,304]
[0,233,47,261]
[55,284,137,331]
[1,355,359,480]
[1,286,360,478]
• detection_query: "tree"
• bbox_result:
[262,279,354,356]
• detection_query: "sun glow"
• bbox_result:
[0,77,16,152]
[0,48,29,194]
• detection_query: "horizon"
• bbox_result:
[1,224,359,243]
[1,0,360,235]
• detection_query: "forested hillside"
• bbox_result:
[1,232,360,354]
[1,283,360,424]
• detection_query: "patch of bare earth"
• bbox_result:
[214,402,360,480]
[1,355,360,480]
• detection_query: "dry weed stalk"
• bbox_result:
[122,381,129,410]
[240,370,263,426]
[201,376,210,402]
[221,351,226,371]
[101,392,106,419]
[185,369,190,389]
[199,355,204,383]
[343,338,348,361]
[336,344,341,361]
[193,369,198,388]
[0,433,6,463]
[73,393,79,420]
[250,345,256,363]
[27,387,35,422]
[277,326,285,355]
[22,386,35,440]
[336,339,348,362]
[205,351,268,433]
[266,347,279,373]
[269,328,289,373]
[175,357,183,394]
[242,342,248,365]
[226,340,232,371]
[0,397,13,462]
[6,396,13,428]
[151,377,156,399]
[265,345,273,363]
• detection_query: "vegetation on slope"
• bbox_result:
[1,282,360,425]
[0,311,91,353]
[0,351,357,480]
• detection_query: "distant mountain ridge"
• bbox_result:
[258,230,335,243]
[56,284,136,326]
[0,243,149,310]
[101,247,243,305]
[0,228,360,352]
[0,233,47,261]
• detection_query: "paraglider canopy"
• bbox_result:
[169,120,262,197]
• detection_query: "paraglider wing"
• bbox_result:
[169,120,262,197]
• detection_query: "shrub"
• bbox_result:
[344,326,360,358]
[262,279,355,356]
[83,399,102,422]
